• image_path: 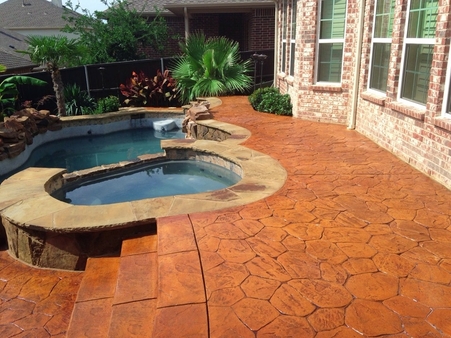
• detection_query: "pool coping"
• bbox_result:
[0,107,287,269]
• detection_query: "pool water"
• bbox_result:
[52,160,241,205]
[8,128,185,175]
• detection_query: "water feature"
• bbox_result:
[52,160,241,205]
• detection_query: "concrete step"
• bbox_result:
[66,255,121,338]
[108,234,159,338]
[151,215,208,337]
[66,214,209,338]
[67,232,158,338]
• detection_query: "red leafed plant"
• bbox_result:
[119,69,179,107]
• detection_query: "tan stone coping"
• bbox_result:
[0,119,286,233]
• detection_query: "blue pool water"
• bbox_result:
[52,160,241,205]
[2,128,184,180]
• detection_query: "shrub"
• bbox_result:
[119,69,179,107]
[248,87,278,110]
[64,83,96,115]
[94,96,121,114]
[171,32,252,104]
[248,87,292,116]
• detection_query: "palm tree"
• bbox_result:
[18,35,84,116]
[171,32,252,104]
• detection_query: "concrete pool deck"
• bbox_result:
[0,118,286,270]
[1,95,451,336]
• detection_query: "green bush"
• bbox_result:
[248,87,278,110]
[64,83,96,115]
[94,96,121,114]
[248,87,292,116]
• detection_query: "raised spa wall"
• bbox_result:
[0,108,287,270]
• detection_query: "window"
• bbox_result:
[442,56,451,116]
[289,0,297,76]
[399,0,438,105]
[369,0,395,92]
[281,0,288,73]
[317,0,346,83]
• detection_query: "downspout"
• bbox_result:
[273,1,279,87]
[348,0,366,130]
[184,7,189,40]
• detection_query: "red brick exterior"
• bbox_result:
[250,8,276,50]
[276,0,451,190]
[141,9,275,59]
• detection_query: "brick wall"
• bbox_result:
[277,0,451,190]
[250,8,276,50]
[141,9,275,59]
[356,0,451,189]
[277,0,359,125]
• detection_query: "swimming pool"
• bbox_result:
[1,127,185,181]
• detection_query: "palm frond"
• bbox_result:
[170,32,252,104]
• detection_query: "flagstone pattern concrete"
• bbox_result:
[1,96,451,337]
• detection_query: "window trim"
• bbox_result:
[315,0,347,84]
[280,0,288,74]
[289,0,297,77]
[397,0,437,108]
[367,0,395,94]
[442,54,451,117]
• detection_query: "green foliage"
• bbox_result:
[248,87,292,116]
[18,35,85,116]
[18,35,85,70]
[64,83,96,115]
[0,64,6,73]
[94,96,121,114]
[0,76,47,117]
[63,0,175,64]
[120,69,179,107]
[171,32,252,104]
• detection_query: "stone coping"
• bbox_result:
[0,99,286,269]
[0,120,285,234]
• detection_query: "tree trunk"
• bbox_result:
[51,68,66,117]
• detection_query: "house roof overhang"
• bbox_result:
[164,1,275,16]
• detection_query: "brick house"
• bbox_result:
[275,0,451,190]
[127,0,276,57]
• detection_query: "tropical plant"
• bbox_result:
[249,87,292,116]
[171,32,252,104]
[94,96,121,114]
[0,76,47,117]
[64,83,97,115]
[18,35,85,116]
[63,0,176,63]
[120,69,179,107]
[120,71,151,106]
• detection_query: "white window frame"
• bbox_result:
[289,0,297,77]
[280,0,288,74]
[315,0,347,84]
[442,59,451,117]
[367,0,395,93]
[397,0,436,108]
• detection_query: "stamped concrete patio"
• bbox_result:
[1,96,451,337]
